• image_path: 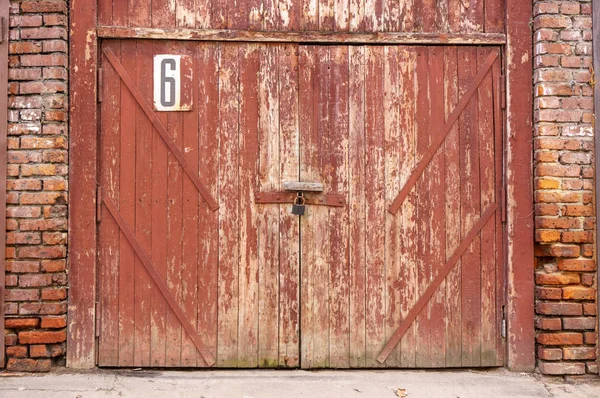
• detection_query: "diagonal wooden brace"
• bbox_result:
[102,196,216,367]
[388,51,498,215]
[102,47,219,211]
[377,203,499,364]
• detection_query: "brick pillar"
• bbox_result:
[4,0,68,372]
[533,0,598,375]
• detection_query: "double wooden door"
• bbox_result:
[97,40,504,368]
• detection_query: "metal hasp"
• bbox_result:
[283,181,324,192]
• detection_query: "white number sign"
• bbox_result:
[153,55,193,112]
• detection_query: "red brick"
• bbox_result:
[562,287,596,300]
[535,244,580,258]
[21,1,67,13]
[6,346,28,358]
[30,343,66,358]
[5,317,39,329]
[39,301,67,315]
[19,274,53,288]
[563,317,597,331]
[582,303,596,316]
[18,330,66,344]
[537,332,583,345]
[536,302,582,316]
[535,317,562,331]
[41,259,65,272]
[41,288,67,301]
[561,231,593,244]
[536,286,562,300]
[6,289,40,302]
[537,347,562,361]
[535,272,580,285]
[6,358,52,372]
[40,315,66,329]
[563,347,596,361]
[6,260,40,273]
[17,245,66,259]
[584,332,596,345]
[539,361,585,375]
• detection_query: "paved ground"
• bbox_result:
[0,368,599,397]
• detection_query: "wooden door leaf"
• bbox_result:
[102,196,216,367]
[388,51,498,215]
[102,47,219,211]
[377,203,499,363]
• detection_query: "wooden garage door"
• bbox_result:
[97,40,504,368]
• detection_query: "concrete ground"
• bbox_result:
[0,368,599,398]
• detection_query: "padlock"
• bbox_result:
[291,194,306,216]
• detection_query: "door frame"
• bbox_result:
[68,1,534,370]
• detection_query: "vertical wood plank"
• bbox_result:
[196,0,213,28]
[383,45,401,367]
[348,45,366,368]
[301,0,319,30]
[134,40,153,367]
[153,0,177,28]
[491,51,505,366]
[320,0,335,31]
[278,43,301,368]
[257,44,281,367]
[177,0,197,28]
[363,46,386,367]
[427,45,447,367]
[165,42,185,367]
[117,40,137,367]
[447,0,461,33]
[299,45,317,367]
[149,40,169,368]
[349,0,364,32]
[228,0,249,29]
[413,0,435,32]
[334,0,350,31]
[98,40,120,367]
[384,0,400,31]
[485,0,505,33]
[217,43,240,367]
[113,0,128,26]
[279,0,301,30]
[180,43,200,367]
[477,47,497,367]
[197,42,220,365]
[459,46,482,366]
[461,0,484,33]
[443,45,462,367]
[327,46,350,368]
[364,0,383,31]
[436,0,449,32]
[414,46,431,368]
[98,0,113,25]
[264,0,280,30]
[399,0,414,31]
[128,0,151,27]
[398,47,417,368]
[238,43,260,368]
[312,46,332,368]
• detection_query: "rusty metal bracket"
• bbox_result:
[255,192,346,207]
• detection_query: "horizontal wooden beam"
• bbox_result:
[97,26,506,45]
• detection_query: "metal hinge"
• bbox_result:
[501,305,506,339]
[96,186,102,223]
[0,17,5,44]
[97,68,103,103]
[95,301,101,337]
[500,73,506,110]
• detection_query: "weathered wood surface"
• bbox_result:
[97,41,505,368]
[97,0,505,33]
[97,26,506,44]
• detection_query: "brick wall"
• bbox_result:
[4,0,68,371]
[533,0,598,375]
